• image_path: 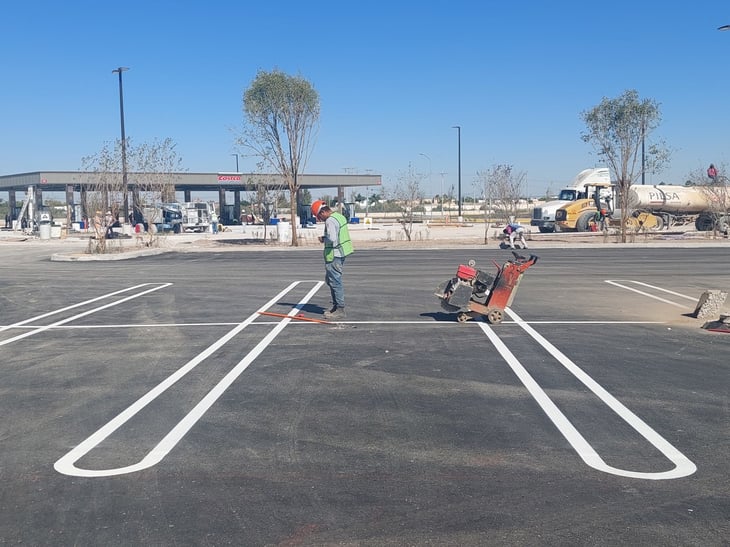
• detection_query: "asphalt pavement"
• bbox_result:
[1,234,729,545]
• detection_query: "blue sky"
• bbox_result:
[1,1,729,197]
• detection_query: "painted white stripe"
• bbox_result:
[54,281,323,477]
[479,309,696,480]
[604,280,692,308]
[0,284,173,347]
[0,283,159,333]
[0,320,665,329]
[1,316,668,331]
[610,280,698,301]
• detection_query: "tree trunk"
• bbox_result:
[290,192,299,246]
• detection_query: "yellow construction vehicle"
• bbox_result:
[554,183,614,232]
[554,183,665,232]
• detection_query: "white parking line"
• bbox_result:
[0,283,173,347]
[54,281,323,478]
[49,280,694,479]
[0,283,164,333]
[479,308,696,480]
[605,280,695,308]
[3,320,665,329]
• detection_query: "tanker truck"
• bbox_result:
[627,184,729,232]
[531,167,610,233]
[555,183,730,232]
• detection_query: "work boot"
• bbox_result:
[324,307,346,320]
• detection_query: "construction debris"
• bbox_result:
[692,290,728,320]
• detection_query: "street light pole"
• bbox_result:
[418,152,432,191]
[452,125,462,218]
[112,67,129,222]
[232,153,239,172]
[439,171,447,217]
[419,152,432,220]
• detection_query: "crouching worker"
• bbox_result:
[312,200,354,320]
[503,222,528,249]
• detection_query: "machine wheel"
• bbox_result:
[486,308,504,324]
[538,226,555,233]
[651,214,665,231]
[457,312,471,323]
[575,211,595,232]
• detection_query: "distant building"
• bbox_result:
[0,171,381,225]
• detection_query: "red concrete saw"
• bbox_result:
[435,251,539,324]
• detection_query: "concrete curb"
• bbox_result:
[51,247,173,261]
[2,223,727,261]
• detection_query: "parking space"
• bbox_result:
[1,247,728,544]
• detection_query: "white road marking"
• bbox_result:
[47,278,693,478]
[479,308,697,480]
[54,281,323,478]
[1,320,664,330]
[605,280,694,308]
[611,280,698,301]
[0,283,163,333]
[0,284,173,347]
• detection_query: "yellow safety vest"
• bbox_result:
[324,212,354,262]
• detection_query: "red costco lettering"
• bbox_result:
[218,175,241,181]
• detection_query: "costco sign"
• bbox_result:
[218,175,242,182]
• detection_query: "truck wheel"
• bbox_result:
[575,211,595,232]
[695,214,715,232]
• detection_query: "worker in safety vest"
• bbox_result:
[312,200,354,320]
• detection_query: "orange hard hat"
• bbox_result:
[311,200,326,217]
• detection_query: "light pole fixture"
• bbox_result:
[112,67,130,222]
[231,153,239,172]
[718,24,730,31]
[452,125,462,218]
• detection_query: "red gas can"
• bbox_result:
[456,264,477,281]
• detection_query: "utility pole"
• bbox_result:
[439,172,447,217]
[452,125,462,218]
[112,67,130,223]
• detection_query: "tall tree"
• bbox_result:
[239,69,320,246]
[580,89,670,242]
